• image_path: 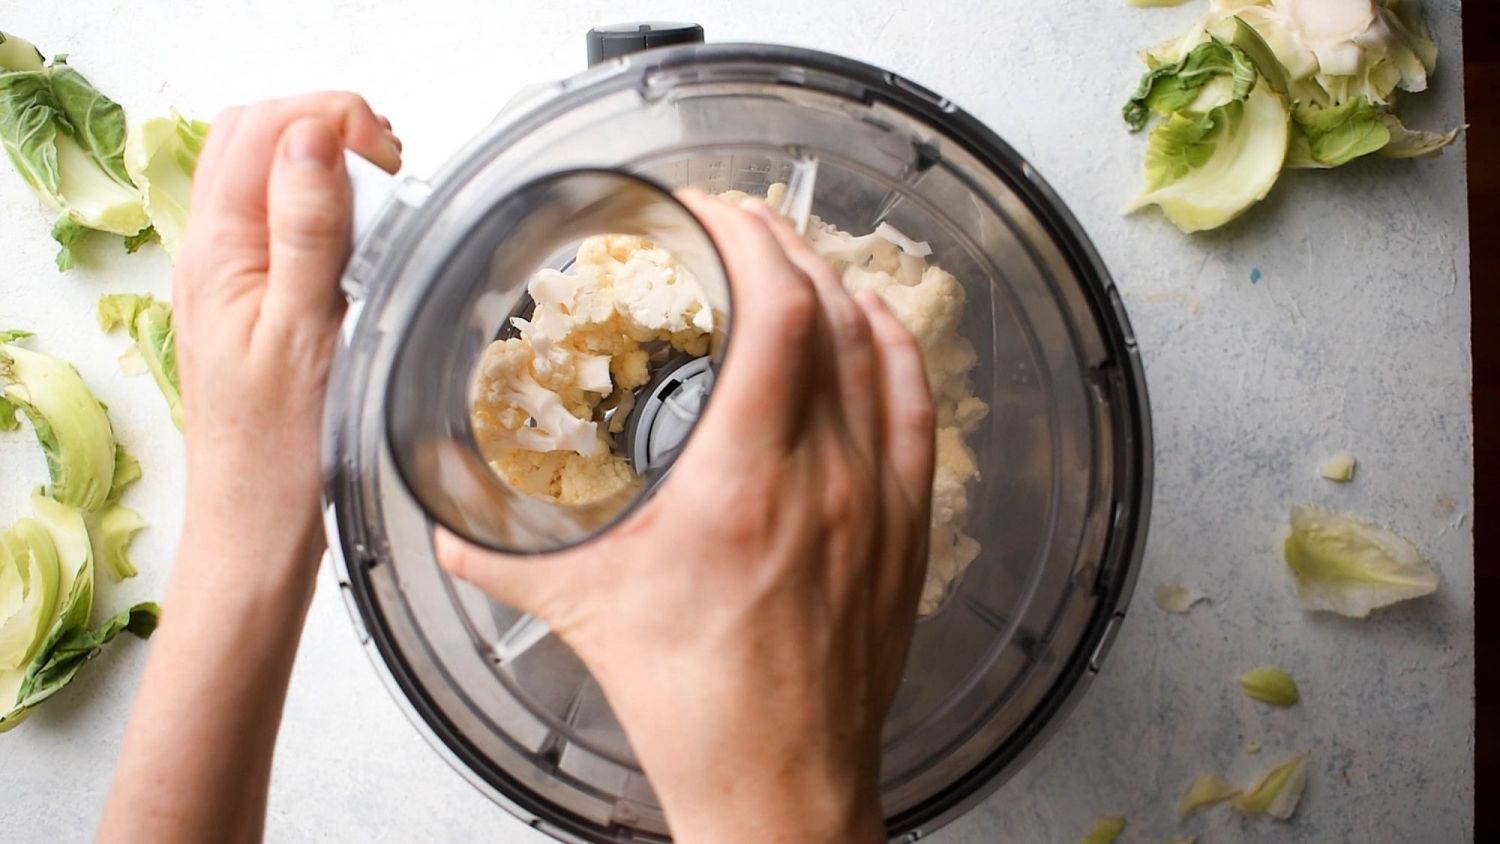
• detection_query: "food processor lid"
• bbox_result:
[325,34,1151,844]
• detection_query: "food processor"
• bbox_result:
[323,22,1152,842]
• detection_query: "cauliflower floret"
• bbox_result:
[472,338,602,458]
[473,231,725,469]
[494,447,638,505]
[609,248,714,336]
[922,531,981,614]
[949,395,990,435]
[932,427,979,527]
[611,347,651,392]
[875,266,964,348]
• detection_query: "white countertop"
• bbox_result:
[0,1,1473,841]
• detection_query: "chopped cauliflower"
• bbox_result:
[805,212,988,614]
[492,447,638,506]
[472,189,988,615]
[472,337,602,457]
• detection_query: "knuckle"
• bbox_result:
[823,468,855,519]
[205,220,269,263]
[827,299,872,346]
[901,394,937,436]
[211,105,244,128]
[272,198,348,246]
[820,458,872,525]
[328,90,372,111]
[766,288,819,343]
[809,262,843,292]
[882,321,922,353]
[712,471,783,545]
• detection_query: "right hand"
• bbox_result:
[436,196,936,843]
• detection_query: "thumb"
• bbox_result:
[262,118,351,324]
[433,528,566,619]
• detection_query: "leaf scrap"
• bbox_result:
[1178,772,1240,817]
[1154,582,1209,613]
[1233,751,1309,819]
[1239,665,1299,707]
[1284,504,1438,617]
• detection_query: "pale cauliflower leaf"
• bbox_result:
[1211,0,1433,103]
[1154,582,1209,613]
[0,33,148,270]
[1080,815,1126,844]
[1,491,159,732]
[1207,1,1457,156]
[1283,503,1437,617]
[97,293,183,430]
[1318,451,1357,481]
[1233,751,1309,819]
[0,340,118,511]
[1127,1,1458,229]
[92,504,146,582]
[1123,38,1291,233]
[124,111,210,260]
[1239,665,1299,706]
[0,520,61,672]
[1178,772,1240,817]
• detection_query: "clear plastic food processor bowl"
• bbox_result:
[324,43,1151,842]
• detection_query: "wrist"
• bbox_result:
[175,508,325,598]
[653,756,884,844]
[180,465,325,578]
[610,679,885,844]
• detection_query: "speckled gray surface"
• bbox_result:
[0,1,1473,842]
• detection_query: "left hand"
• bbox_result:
[100,92,403,844]
[172,92,401,576]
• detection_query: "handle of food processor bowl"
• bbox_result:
[342,150,427,299]
[777,156,818,235]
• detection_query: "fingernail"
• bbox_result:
[284,121,340,168]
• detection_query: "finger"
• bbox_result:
[433,528,561,617]
[676,193,823,448]
[186,106,245,221]
[173,107,246,302]
[857,290,934,642]
[201,92,399,234]
[375,115,403,153]
[855,290,935,505]
[258,118,352,329]
[742,199,879,462]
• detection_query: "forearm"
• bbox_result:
[97,525,320,844]
[604,664,887,844]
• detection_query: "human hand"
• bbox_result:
[172,92,401,579]
[436,196,936,843]
[101,93,401,844]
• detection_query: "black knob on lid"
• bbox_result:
[586,22,705,66]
